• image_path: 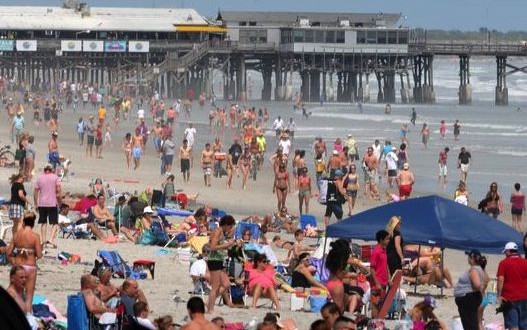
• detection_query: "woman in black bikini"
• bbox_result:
[7,211,42,313]
[291,253,327,290]
[273,163,290,212]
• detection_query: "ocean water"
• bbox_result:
[208,57,527,201]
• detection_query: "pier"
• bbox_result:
[0,5,526,106]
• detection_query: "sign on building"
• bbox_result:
[0,40,15,51]
[61,40,83,52]
[128,41,150,53]
[82,40,104,52]
[104,40,127,53]
[16,40,37,51]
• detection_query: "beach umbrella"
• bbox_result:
[326,195,523,254]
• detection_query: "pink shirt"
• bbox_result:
[247,266,276,292]
[371,245,389,286]
[36,173,60,207]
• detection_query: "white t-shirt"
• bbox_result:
[278,139,292,155]
[272,119,284,131]
[372,144,382,160]
[58,214,71,224]
[137,109,145,119]
[385,151,398,170]
[189,259,207,277]
[184,127,197,144]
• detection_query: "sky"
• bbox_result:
[2,0,526,31]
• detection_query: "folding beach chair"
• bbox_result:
[299,214,323,244]
[0,211,13,241]
[235,222,261,242]
[97,250,146,279]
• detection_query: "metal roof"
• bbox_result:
[217,11,402,28]
[0,6,210,32]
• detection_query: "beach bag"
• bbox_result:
[151,221,169,245]
[308,295,327,313]
[67,294,89,330]
[138,230,156,246]
[318,179,329,204]
[230,285,245,305]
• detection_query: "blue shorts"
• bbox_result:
[132,147,141,159]
[504,299,527,330]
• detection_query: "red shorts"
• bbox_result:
[399,184,412,197]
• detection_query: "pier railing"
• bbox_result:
[409,42,527,56]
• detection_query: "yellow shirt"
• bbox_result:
[256,136,266,152]
[98,106,106,120]
[315,161,326,173]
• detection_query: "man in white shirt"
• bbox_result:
[272,116,284,139]
[184,123,197,148]
[286,117,296,141]
[278,134,292,157]
[385,146,399,187]
[137,108,145,120]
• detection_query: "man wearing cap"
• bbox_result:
[48,131,60,170]
[397,163,415,200]
[385,146,399,188]
[327,150,342,179]
[323,169,347,226]
[34,163,61,248]
[497,242,527,330]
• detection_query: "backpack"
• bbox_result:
[67,293,89,330]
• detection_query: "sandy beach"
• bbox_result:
[0,98,518,329]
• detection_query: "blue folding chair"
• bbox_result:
[235,222,261,242]
[97,250,146,279]
[299,214,322,245]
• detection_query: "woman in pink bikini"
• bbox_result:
[7,211,42,313]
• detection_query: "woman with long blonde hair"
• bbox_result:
[385,216,404,276]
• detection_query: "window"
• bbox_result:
[326,30,335,43]
[281,30,292,43]
[366,31,377,44]
[357,31,366,44]
[239,22,247,26]
[294,29,304,43]
[377,31,387,44]
[388,31,397,44]
[336,31,345,43]
[249,21,257,26]
[304,30,314,43]
[315,30,324,43]
[240,29,267,44]
[398,31,408,44]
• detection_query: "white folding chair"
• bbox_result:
[0,211,13,240]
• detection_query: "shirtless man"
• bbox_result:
[327,150,342,179]
[7,266,29,314]
[397,163,415,200]
[181,297,218,330]
[91,194,118,235]
[132,128,144,170]
[179,139,192,184]
[48,131,60,170]
[97,267,120,304]
[81,274,114,319]
[201,143,214,187]
[152,121,163,152]
[363,146,380,200]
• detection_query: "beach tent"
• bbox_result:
[325,195,524,254]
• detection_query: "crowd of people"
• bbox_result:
[1,80,527,330]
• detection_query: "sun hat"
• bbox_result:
[143,206,154,214]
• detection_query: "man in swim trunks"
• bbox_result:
[132,128,144,170]
[34,163,61,248]
[438,147,449,186]
[201,143,214,187]
[397,162,415,200]
[457,147,471,183]
[48,131,60,170]
[86,115,96,157]
[362,146,379,200]
[179,139,192,183]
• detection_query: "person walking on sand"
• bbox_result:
[439,120,447,139]
[510,183,526,232]
[48,131,60,170]
[438,147,449,187]
[421,123,430,149]
[397,163,415,200]
[457,147,471,183]
[454,119,461,141]
[200,143,213,187]
[34,164,60,248]
[132,128,144,170]
[123,133,132,170]
[179,139,192,184]
[410,107,417,126]
[86,115,96,157]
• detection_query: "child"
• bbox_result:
[104,124,112,146]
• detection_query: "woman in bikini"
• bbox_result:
[239,148,252,190]
[344,164,360,216]
[123,133,132,170]
[7,211,42,313]
[273,163,290,212]
[226,153,235,189]
[297,167,312,215]
[484,182,502,219]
